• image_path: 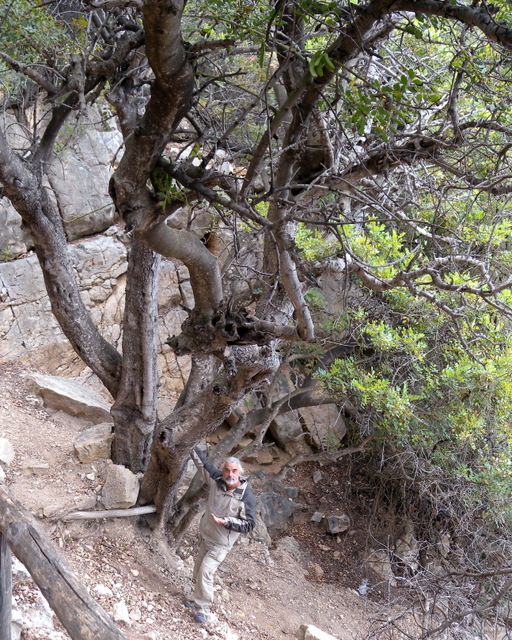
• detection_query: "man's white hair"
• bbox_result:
[224,456,244,475]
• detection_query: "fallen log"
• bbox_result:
[0,483,127,640]
[0,531,12,640]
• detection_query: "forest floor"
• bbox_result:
[0,362,418,640]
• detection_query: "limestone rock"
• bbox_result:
[0,437,15,466]
[275,536,302,563]
[47,109,122,241]
[394,521,420,573]
[0,236,127,360]
[94,584,114,597]
[23,373,111,422]
[298,403,346,450]
[269,410,311,457]
[112,599,131,625]
[101,464,139,510]
[256,448,274,465]
[249,511,272,546]
[325,514,350,534]
[21,460,50,477]
[74,422,114,463]
[11,569,55,639]
[365,548,396,586]
[0,196,32,259]
[258,491,301,537]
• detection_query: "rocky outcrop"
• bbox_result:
[0,235,126,364]
[0,234,190,408]
[11,558,67,640]
[0,108,121,258]
[47,120,122,242]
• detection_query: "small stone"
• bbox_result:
[325,514,350,534]
[0,438,15,466]
[101,464,139,509]
[113,599,131,624]
[94,584,114,597]
[21,460,50,477]
[257,448,274,465]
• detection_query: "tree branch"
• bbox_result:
[0,51,58,94]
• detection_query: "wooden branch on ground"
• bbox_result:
[0,483,127,640]
[59,505,157,521]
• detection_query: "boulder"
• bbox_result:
[257,448,274,465]
[74,422,114,463]
[101,464,139,510]
[365,548,396,586]
[23,373,111,422]
[258,491,301,537]
[269,410,311,457]
[298,403,346,450]
[249,511,272,546]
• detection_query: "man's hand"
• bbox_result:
[211,512,226,525]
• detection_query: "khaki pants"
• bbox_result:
[193,538,230,613]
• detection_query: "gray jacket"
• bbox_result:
[192,447,256,549]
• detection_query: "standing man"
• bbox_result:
[184,446,257,624]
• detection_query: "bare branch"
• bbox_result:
[394,0,512,52]
[0,51,58,95]
[274,436,375,482]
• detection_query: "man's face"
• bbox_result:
[222,461,240,488]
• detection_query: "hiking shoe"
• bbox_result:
[183,600,195,609]
[195,612,208,624]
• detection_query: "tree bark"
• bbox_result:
[139,345,280,527]
[111,235,160,473]
[0,484,127,640]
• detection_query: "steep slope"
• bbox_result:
[0,362,405,640]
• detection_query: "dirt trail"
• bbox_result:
[1,363,390,640]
